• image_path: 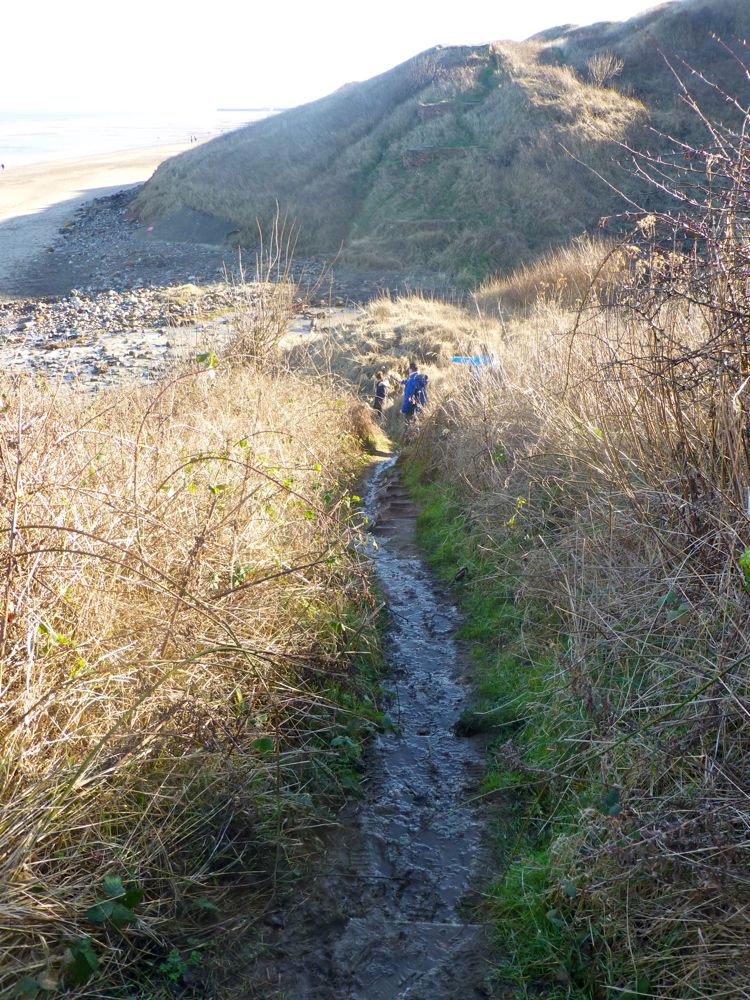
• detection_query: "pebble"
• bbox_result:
[0,282,261,389]
[8,187,452,301]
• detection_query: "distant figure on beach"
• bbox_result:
[400,361,428,420]
[372,370,389,416]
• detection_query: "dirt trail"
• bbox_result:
[250,456,498,998]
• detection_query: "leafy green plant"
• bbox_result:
[85,874,144,928]
[13,977,42,998]
[159,946,202,983]
[195,350,219,368]
[65,936,99,986]
[658,590,692,623]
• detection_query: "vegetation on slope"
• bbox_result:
[134,0,750,284]
[303,63,750,994]
[401,286,750,993]
[537,0,750,120]
[0,290,385,997]
[134,43,647,284]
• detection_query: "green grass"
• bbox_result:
[404,465,555,735]
[402,453,705,996]
[401,462,643,998]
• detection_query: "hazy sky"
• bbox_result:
[5,0,665,112]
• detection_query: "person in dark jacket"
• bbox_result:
[372,370,388,415]
[400,361,428,419]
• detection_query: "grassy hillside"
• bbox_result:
[134,0,750,284]
[537,0,750,104]
[133,44,647,285]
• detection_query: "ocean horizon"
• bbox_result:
[0,108,277,168]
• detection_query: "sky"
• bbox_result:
[3,0,667,112]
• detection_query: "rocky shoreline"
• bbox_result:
[0,283,261,387]
[0,186,453,388]
[5,187,454,302]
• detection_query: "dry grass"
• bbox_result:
[0,299,379,994]
[475,234,630,315]
[423,296,750,993]
[289,294,497,377]
[284,293,498,441]
[323,273,750,993]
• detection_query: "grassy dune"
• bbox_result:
[538,0,750,117]
[133,0,750,284]
[133,43,647,284]
[0,299,383,996]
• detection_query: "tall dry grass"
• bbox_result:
[289,294,497,378]
[284,293,500,444]
[475,234,630,315]
[413,67,750,984]
[403,283,750,993]
[0,312,379,994]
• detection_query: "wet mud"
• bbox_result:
[251,456,497,998]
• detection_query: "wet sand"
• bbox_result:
[0,143,192,299]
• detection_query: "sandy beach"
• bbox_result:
[0,143,193,299]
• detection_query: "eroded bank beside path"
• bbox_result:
[248,456,499,999]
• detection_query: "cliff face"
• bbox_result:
[133,0,750,283]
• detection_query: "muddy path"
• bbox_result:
[250,456,497,998]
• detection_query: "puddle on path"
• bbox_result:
[250,455,497,998]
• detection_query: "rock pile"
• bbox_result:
[0,283,260,388]
[0,182,455,390]
[11,190,246,298]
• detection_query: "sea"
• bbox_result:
[0,108,279,168]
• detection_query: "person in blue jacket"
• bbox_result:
[400,360,428,420]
